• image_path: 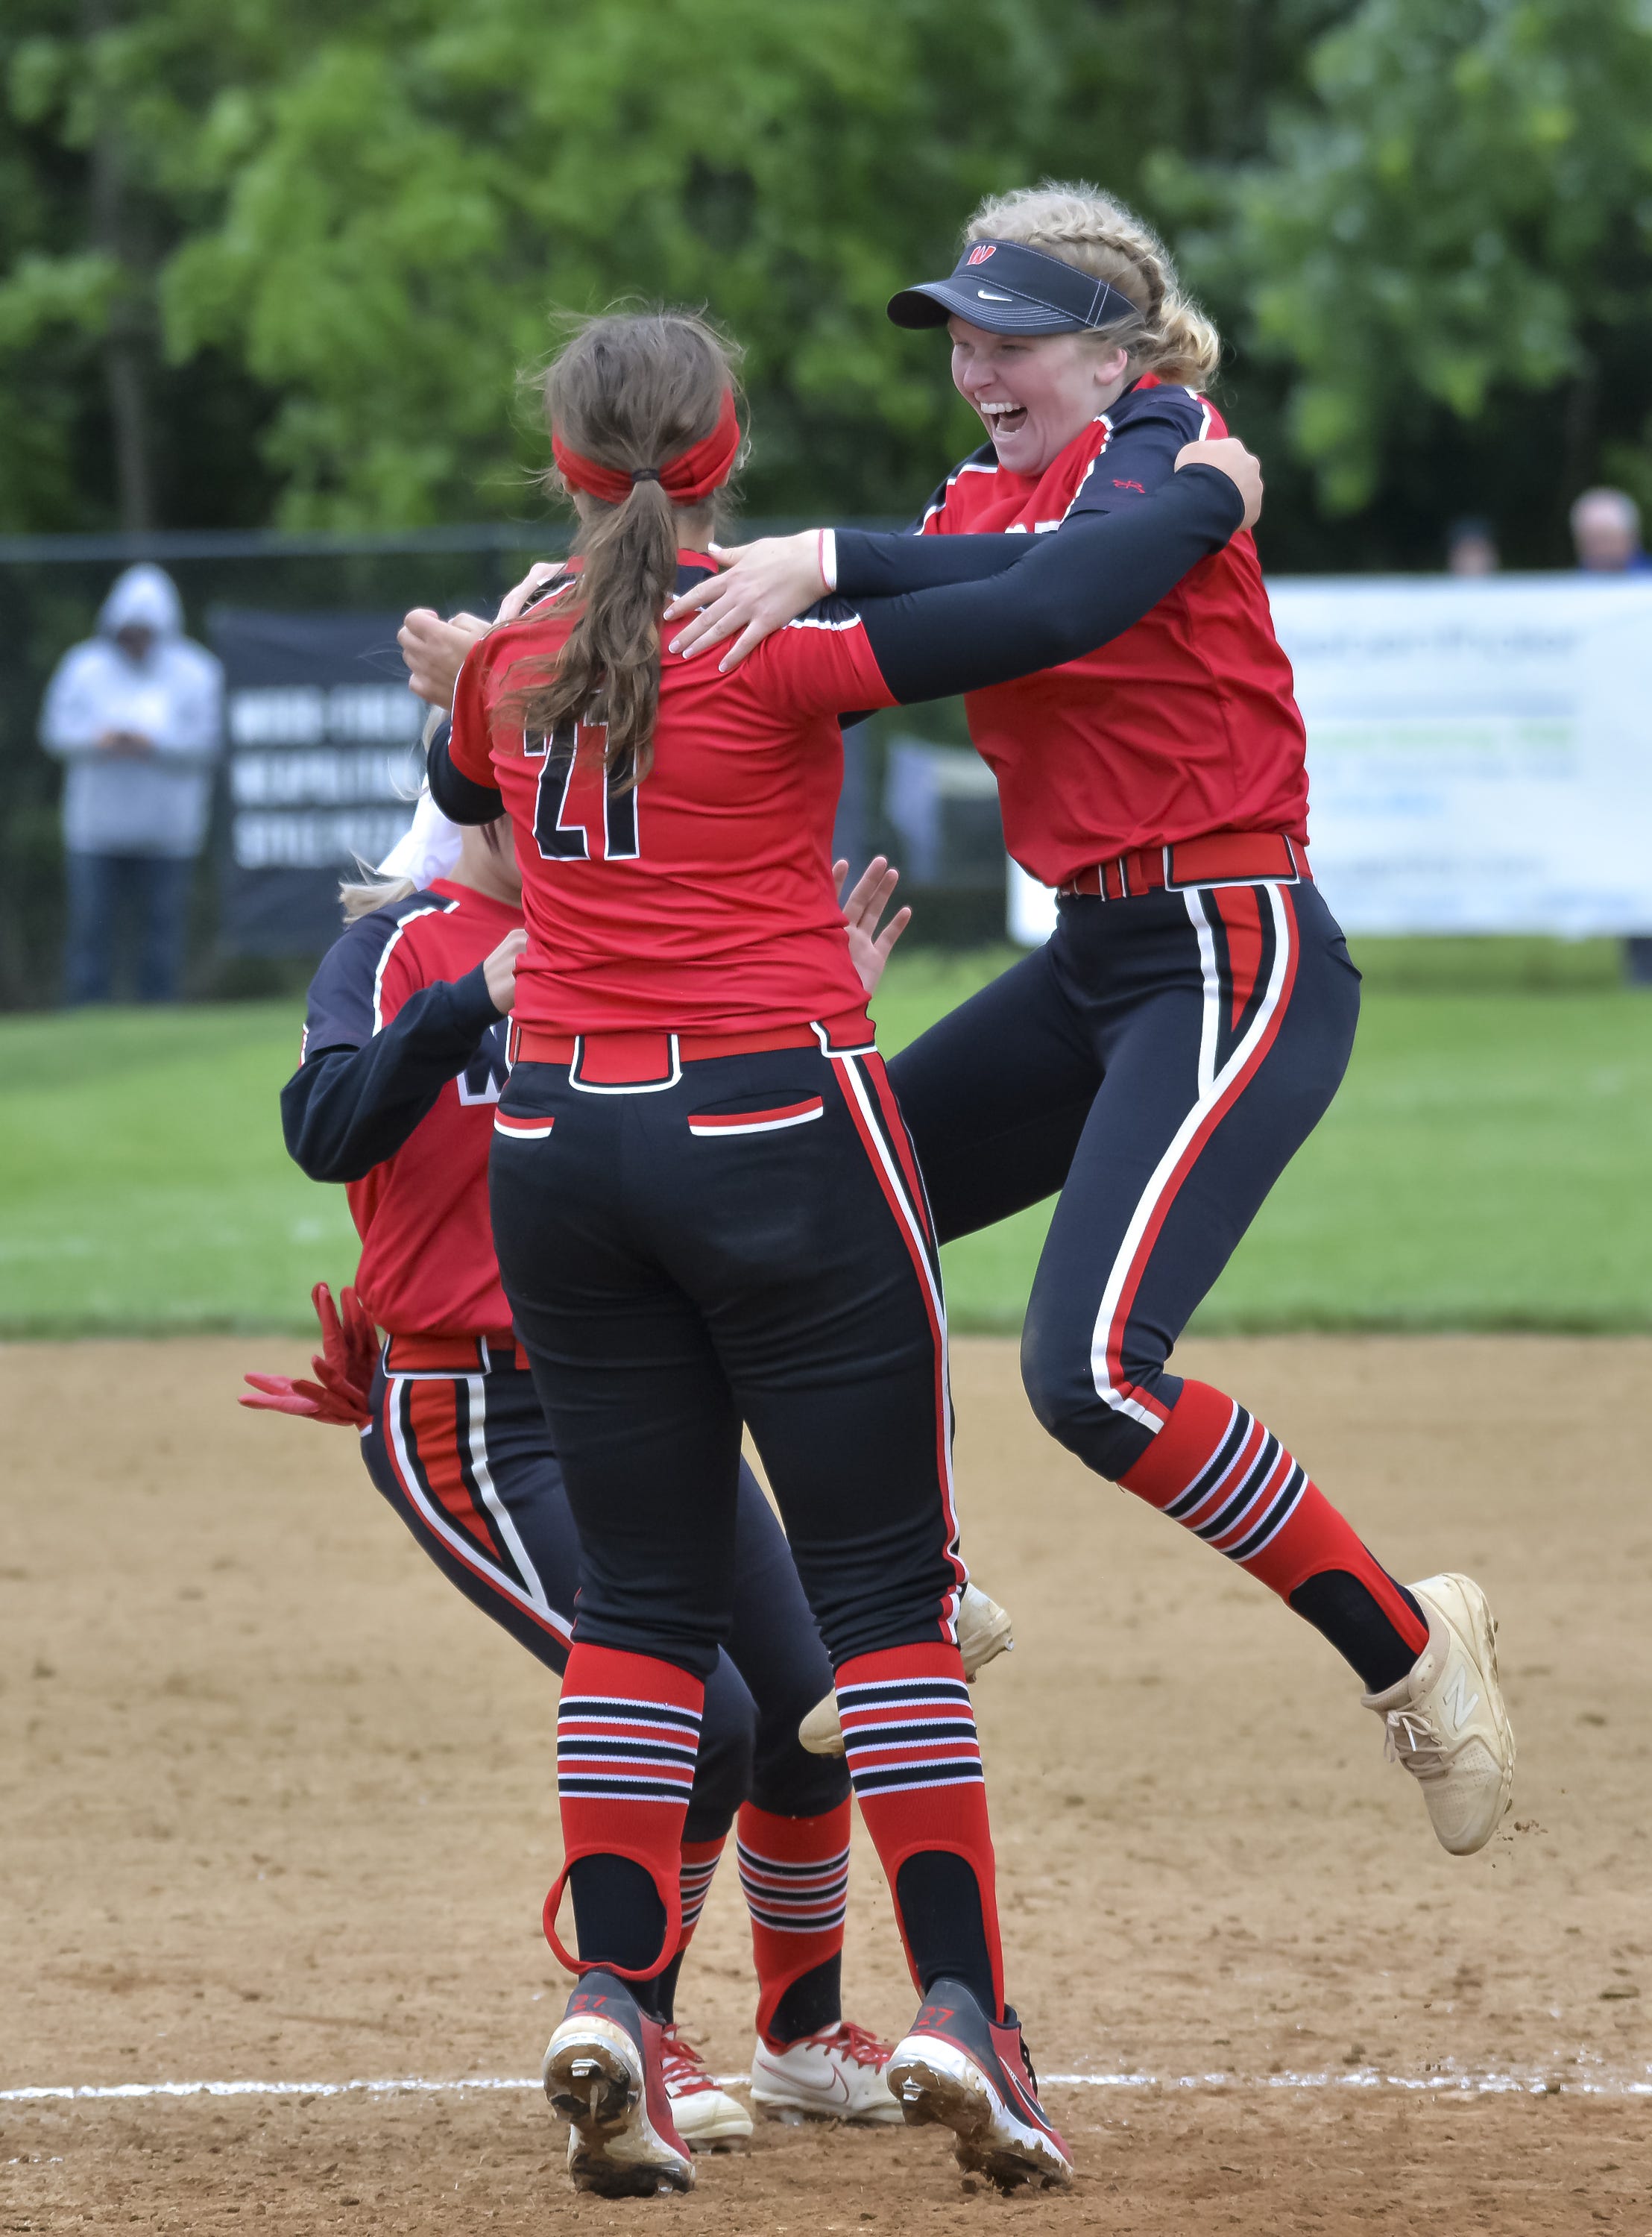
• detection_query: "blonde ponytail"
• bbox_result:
[965,182,1220,388]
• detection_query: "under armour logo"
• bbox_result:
[1442,1670,1481,1730]
[966,245,996,265]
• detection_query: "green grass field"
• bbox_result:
[1,940,1648,1338]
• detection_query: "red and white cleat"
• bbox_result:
[659,2022,753,2148]
[541,1971,695,2197]
[750,2019,902,2124]
[886,1979,1072,2191]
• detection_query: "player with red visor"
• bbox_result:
[243,789,923,2145]
[425,305,1261,2197]
[664,183,1516,1866]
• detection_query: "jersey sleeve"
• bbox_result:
[854,463,1244,706]
[743,602,898,721]
[300,913,402,1055]
[447,642,499,786]
[1068,386,1214,517]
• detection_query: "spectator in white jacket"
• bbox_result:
[40,564,223,1004]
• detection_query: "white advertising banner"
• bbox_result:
[1009,573,1652,942]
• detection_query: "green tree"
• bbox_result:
[1164,0,1652,553]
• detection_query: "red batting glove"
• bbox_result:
[239,1283,379,1429]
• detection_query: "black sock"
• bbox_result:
[567,1854,667,1989]
[894,1851,997,2017]
[766,1954,842,2046]
[650,1948,686,2027]
[1290,1570,1428,1692]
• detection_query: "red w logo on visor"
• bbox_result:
[966,244,996,265]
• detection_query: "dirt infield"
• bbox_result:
[2,1334,1648,2232]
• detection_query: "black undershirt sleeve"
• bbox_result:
[834,525,1030,596]
[854,462,1243,706]
[281,967,503,1182]
[427,717,504,825]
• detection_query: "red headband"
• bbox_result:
[552,389,741,509]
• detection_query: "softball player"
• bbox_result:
[429,306,1258,2195]
[243,804,915,2143]
[663,182,1516,1862]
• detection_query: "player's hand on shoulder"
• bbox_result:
[400,608,488,713]
[495,561,565,625]
[836,855,911,995]
[1176,435,1262,532]
[484,927,529,1016]
[663,531,830,672]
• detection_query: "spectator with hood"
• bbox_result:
[40,562,223,1004]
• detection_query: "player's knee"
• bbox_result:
[1019,1322,1153,1483]
[689,1670,756,1834]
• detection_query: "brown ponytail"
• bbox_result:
[504,312,743,788]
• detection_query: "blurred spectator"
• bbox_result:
[1569,487,1652,574]
[40,564,223,1005]
[1446,517,1498,576]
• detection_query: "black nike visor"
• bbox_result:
[888,239,1140,337]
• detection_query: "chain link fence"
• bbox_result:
[0,522,1007,1011]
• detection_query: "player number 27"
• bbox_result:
[524,719,641,863]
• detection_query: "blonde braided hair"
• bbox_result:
[965,182,1220,388]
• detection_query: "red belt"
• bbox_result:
[1059,830,1309,901]
[506,1007,874,1086]
[383,1330,529,1373]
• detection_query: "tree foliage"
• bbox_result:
[3,0,1651,560]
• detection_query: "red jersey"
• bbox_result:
[448,554,894,1036]
[919,378,1308,886]
[297,878,519,1335]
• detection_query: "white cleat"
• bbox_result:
[750,2020,902,2124]
[799,1582,1015,1756]
[886,1979,1072,2192]
[1363,1572,1515,1856]
[659,2023,752,2148]
[541,1972,695,2196]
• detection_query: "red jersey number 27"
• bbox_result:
[525,720,640,863]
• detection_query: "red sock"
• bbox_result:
[835,1643,1003,2016]
[1121,1379,1429,1655]
[737,1800,851,2050]
[676,1837,726,1958]
[546,1642,704,1979]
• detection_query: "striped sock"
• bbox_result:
[835,1643,1003,2017]
[737,1800,851,2049]
[546,1643,704,1980]
[677,1837,725,1948]
[1120,1378,1429,1684]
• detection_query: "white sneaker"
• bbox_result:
[798,1582,1015,1757]
[541,1972,694,2197]
[659,2024,752,2148]
[1363,1573,1514,1856]
[750,2020,902,2124]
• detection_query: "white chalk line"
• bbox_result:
[4,2064,1650,2105]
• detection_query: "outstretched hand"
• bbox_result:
[663,531,828,672]
[240,1283,379,1429]
[399,608,487,713]
[837,855,911,995]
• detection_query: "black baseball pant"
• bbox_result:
[888,876,1362,1479]
[486,1039,963,1678]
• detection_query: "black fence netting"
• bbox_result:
[0,522,1006,1011]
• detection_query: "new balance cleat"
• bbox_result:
[750,2019,901,2124]
[660,2023,752,2148]
[886,1978,1071,2191]
[541,1970,695,2196]
[800,1582,1015,1756]
[1363,1572,1515,1857]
